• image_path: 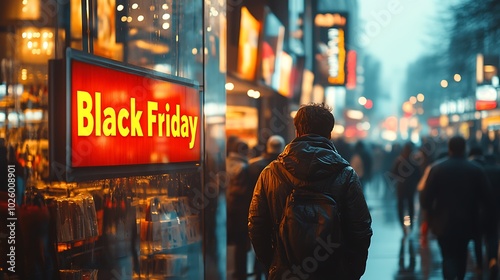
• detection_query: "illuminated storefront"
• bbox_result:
[0,1,226,279]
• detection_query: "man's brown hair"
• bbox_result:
[293,103,335,139]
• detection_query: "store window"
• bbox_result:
[0,0,213,279]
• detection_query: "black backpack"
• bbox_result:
[275,186,343,277]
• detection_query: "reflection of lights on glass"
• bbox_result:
[127,16,133,23]
[192,48,198,55]
[22,32,27,38]
[207,26,212,32]
[48,32,53,38]
[440,79,448,88]
[162,13,170,20]
[27,32,32,39]
[162,4,168,10]
[409,96,417,104]
[137,15,144,21]
[162,23,170,29]
[34,32,40,38]
[225,83,234,90]
[454,73,461,82]
[117,4,124,11]
[417,93,425,102]
[42,41,48,49]
[358,96,367,106]
[22,0,28,4]
[204,48,208,55]
[132,3,139,9]
[121,16,127,22]
[27,41,33,49]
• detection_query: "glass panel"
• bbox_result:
[0,1,207,279]
[68,0,203,84]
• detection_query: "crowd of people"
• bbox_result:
[225,103,500,280]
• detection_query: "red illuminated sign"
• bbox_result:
[70,60,201,168]
[346,50,356,90]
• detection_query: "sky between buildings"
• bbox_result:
[357,0,443,116]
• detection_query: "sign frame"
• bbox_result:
[49,48,203,182]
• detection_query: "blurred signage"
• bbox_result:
[475,85,498,111]
[277,51,293,97]
[313,12,347,86]
[476,54,499,110]
[261,7,284,88]
[440,97,475,114]
[346,50,357,90]
[237,7,260,81]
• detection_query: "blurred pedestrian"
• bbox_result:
[247,135,285,280]
[248,103,372,279]
[469,146,499,279]
[350,140,374,191]
[390,141,421,234]
[226,137,252,280]
[332,136,353,161]
[248,135,286,186]
[420,136,494,280]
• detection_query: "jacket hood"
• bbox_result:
[277,134,349,181]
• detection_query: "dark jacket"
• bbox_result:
[391,147,421,197]
[226,151,251,239]
[420,155,493,239]
[248,134,373,279]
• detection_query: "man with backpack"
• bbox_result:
[248,103,373,279]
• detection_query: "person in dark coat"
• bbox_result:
[469,146,499,278]
[420,136,494,280]
[350,140,374,191]
[226,138,251,280]
[247,135,285,280]
[390,141,421,234]
[248,103,373,280]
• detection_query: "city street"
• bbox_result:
[240,174,498,280]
